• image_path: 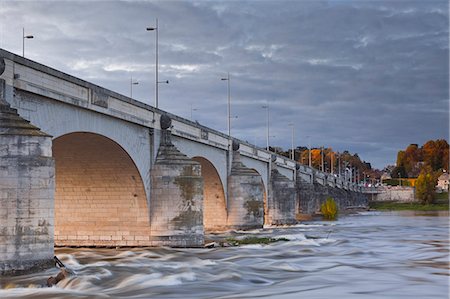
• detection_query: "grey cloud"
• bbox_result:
[0,0,447,169]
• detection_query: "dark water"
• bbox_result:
[1,211,448,299]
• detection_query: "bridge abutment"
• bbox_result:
[226,143,264,230]
[150,116,204,247]
[0,76,55,275]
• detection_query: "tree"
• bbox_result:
[415,166,437,204]
[422,139,449,171]
[392,139,449,178]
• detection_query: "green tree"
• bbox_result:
[415,166,437,204]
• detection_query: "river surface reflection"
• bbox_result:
[1,211,448,299]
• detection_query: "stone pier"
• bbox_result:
[266,158,297,225]
[227,141,264,230]
[0,63,55,275]
[150,115,204,247]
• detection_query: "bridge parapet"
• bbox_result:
[0,48,301,175]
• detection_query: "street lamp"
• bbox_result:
[337,152,341,177]
[190,103,198,121]
[22,27,34,57]
[307,135,311,167]
[221,72,231,138]
[130,76,139,98]
[330,151,334,174]
[321,146,324,172]
[147,19,168,108]
[288,123,294,160]
[343,161,350,182]
[262,105,270,151]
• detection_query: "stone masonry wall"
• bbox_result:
[267,167,297,225]
[374,186,416,202]
[0,135,54,275]
[297,181,368,215]
[150,128,204,247]
[53,132,152,246]
[227,151,264,230]
[192,157,227,232]
[0,75,55,275]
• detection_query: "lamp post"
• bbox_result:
[343,161,349,182]
[147,19,168,108]
[262,105,270,151]
[288,123,294,160]
[22,27,34,57]
[331,151,334,174]
[221,72,231,138]
[307,135,311,167]
[337,153,341,177]
[130,76,139,98]
[321,146,324,172]
[190,103,198,121]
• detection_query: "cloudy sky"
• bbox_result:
[0,0,448,169]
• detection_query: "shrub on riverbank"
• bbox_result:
[320,197,338,220]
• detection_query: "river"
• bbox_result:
[0,211,448,299]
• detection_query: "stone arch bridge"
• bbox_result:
[0,49,367,274]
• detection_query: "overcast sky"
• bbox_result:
[0,0,448,169]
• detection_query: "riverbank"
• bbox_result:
[369,192,448,211]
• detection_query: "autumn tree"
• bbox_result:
[422,139,449,171]
[275,145,377,182]
[393,140,448,178]
[415,165,438,204]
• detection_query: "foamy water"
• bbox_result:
[0,211,448,299]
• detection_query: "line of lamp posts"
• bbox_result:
[22,24,364,185]
[137,19,363,185]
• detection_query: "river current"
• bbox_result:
[1,211,448,299]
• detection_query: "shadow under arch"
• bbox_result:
[53,132,151,246]
[249,168,268,225]
[192,156,227,232]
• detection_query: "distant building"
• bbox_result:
[381,172,392,182]
[437,173,449,192]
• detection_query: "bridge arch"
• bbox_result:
[192,156,227,231]
[53,132,151,246]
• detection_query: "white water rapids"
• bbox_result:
[1,211,448,298]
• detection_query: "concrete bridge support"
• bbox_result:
[266,160,297,225]
[226,142,264,230]
[0,77,54,275]
[150,115,204,247]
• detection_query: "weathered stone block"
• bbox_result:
[150,128,204,247]
[227,151,264,230]
[267,168,297,225]
[0,77,54,275]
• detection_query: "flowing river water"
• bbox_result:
[1,211,448,299]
